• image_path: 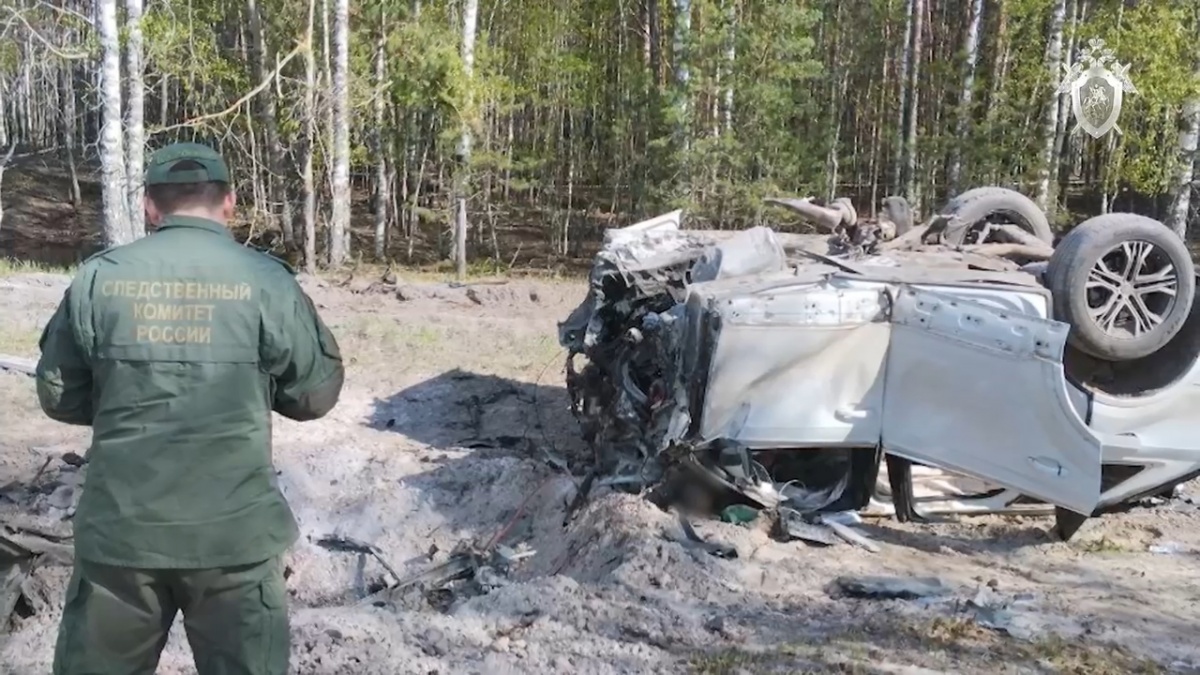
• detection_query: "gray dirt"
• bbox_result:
[2,271,1199,674]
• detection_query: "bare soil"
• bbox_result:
[2,269,1200,675]
[3,160,1200,674]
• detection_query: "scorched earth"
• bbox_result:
[0,268,1197,674]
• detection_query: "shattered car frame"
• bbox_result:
[560,190,1200,540]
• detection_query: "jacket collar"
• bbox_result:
[156,215,232,238]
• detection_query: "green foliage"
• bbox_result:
[1077,2,1200,194]
[2,0,1198,267]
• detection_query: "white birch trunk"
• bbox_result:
[722,0,735,133]
[328,0,351,266]
[647,0,660,91]
[302,0,318,273]
[1035,0,1068,213]
[61,67,82,209]
[455,0,479,280]
[0,76,7,148]
[125,0,146,240]
[904,0,925,210]
[947,0,984,194]
[1051,0,1082,192]
[672,0,691,153]
[372,11,389,261]
[1166,58,1200,239]
[893,0,915,195]
[97,0,131,248]
[248,0,295,248]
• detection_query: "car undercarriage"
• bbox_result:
[559,188,1200,543]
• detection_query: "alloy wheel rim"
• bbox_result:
[1085,239,1178,339]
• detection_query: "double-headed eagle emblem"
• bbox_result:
[1056,38,1138,138]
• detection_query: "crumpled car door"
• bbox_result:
[880,286,1103,515]
[698,279,891,449]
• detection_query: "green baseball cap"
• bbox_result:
[145,142,231,185]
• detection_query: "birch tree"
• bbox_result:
[372,7,388,260]
[672,0,692,200]
[893,0,914,195]
[1166,57,1200,238]
[327,0,350,266]
[0,0,1197,272]
[247,0,294,250]
[903,0,925,210]
[125,0,146,240]
[60,66,81,210]
[722,0,735,134]
[301,0,318,273]
[455,0,479,280]
[1034,0,1068,214]
[1051,0,1082,196]
[946,0,984,194]
[97,0,131,248]
[0,75,7,149]
[646,0,661,92]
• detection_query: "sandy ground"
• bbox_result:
[2,270,1200,674]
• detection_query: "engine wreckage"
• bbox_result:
[559,187,1200,544]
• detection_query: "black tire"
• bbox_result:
[938,187,1053,246]
[881,196,914,235]
[1047,213,1195,362]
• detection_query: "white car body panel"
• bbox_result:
[1081,347,1200,506]
[690,273,1108,515]
[698,279,891,448]
[572,210,1200,523]
[880,287,1103,515]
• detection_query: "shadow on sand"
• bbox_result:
[365,367,587,467]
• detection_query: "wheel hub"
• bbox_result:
[1085,240,1179,340]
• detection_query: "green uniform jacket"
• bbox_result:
[35,216,344,569]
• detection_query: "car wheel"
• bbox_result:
[938,187,1053,246]
[881,196,914,235]
[1047,213,1195,361]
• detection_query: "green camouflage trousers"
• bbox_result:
[52,556,289,675]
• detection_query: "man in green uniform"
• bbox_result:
[35,142,344,675]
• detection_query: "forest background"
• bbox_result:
[0,0,1197,277]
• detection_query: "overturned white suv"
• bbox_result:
[559,188,1200,539]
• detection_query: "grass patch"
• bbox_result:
[0,258,76,277]
[687,618,1165,675]
[320,259,587,286]
[0,324,41,357]
[908,617,1162,674]
[0,255,583,286]
[331,313,563,379]
[1072,535,1133,553]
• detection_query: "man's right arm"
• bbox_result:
[35,288,94,426]
[262,276,344,421]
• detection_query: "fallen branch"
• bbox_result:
[0,355,35,376]
[6,145,62,161]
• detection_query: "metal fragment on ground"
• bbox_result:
[776,509,839,547]
[675,514,738,559]
[821,518,881,553]
[316,534,402,588]
[834,575,951,600]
